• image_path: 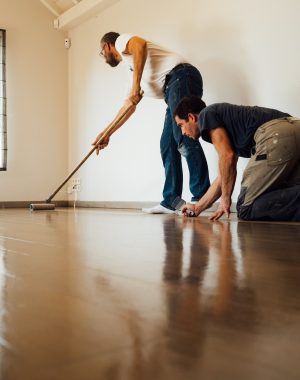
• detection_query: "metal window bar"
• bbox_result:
[0,29,7,171]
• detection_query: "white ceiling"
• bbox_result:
[40,0,119,30]
[40,0,83,16]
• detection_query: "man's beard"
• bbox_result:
[106,53,120,67]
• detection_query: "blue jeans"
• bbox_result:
[160,64,210,210]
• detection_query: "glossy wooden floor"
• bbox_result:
[0,208,300,379]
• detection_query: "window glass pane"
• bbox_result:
[0,79,4,99]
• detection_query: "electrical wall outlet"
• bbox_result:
[71,178,81,192]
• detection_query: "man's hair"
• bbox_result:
[174,96,206,120]
[101,32,120,46]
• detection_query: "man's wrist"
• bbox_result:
[221,195,231,206]
[195,203,204,215]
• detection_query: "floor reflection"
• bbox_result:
[0,210,299,379]
[161,218,258,366]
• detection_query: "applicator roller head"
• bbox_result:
[30,203,55,211]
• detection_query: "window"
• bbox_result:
[0,29,7,171]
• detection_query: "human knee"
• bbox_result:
[236,187,253,220]
[178,140,201,158]
[178,143,189,157]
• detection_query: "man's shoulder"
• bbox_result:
[115,33,135,52]
[200,102,231,116]
[117,33,135,40]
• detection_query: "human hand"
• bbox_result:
[209,198,231,222]
[129,87,143,105]
[92,131,110,155]
[181,203,197,217]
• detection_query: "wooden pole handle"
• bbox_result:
[46,104,135,203]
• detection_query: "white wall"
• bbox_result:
[0,0,68,202]
[2,1,298,205]
[68,0,300,204]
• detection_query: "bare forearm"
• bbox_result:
[195,177,222,213]
[196,154,237,214]
[206,128,238,221]
[103,102,136,138]
[219,154,237,202]
[93,101,136,153]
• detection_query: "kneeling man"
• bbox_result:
[174,96,300,221]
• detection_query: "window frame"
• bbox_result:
[0,29,7,171]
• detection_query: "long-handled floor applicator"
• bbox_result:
[30,104,135,211]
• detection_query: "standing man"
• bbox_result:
[174,96,300,221]
[94,32,210,214]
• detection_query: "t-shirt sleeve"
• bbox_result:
[115,34,134,54]
[198,108,223,144]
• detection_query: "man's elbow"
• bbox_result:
[140,41,147,56]
[131,37,147,54]
[223,152,238,166]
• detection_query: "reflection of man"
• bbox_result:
[174,96,300,221]
[161,217,251,367]
[162,217,210,361]
[95,32,210,214]
[162,218,211,283]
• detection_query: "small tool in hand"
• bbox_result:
[171,197,195,217]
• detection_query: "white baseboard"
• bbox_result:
[0,200,237,212]
[68,201,237,212]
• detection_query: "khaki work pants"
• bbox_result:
[237,117,300,221]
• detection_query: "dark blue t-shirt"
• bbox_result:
[198,103,290,157]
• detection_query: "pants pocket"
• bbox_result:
[266,131,296,166]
